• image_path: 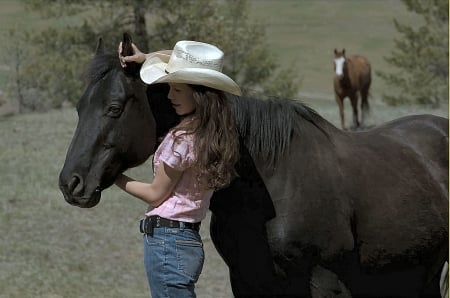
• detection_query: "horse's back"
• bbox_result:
[351,114,448,269]
[265,113,448,266]
[349,55,370,72]
[369,114,448,180]
[376,114,448,198]
[355,114,448,216]
[348,55,371,88]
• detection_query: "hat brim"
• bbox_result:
[140,55,242,96]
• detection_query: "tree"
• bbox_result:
[376,0,448,107]
[10,0,299,111]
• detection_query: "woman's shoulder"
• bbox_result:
[164,129,194,150]
[169,129,193,139]
[165,116,196,143]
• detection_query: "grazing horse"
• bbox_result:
[59,35,448,297]
[333,48,371,130]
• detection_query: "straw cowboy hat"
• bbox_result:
[140,40,242,96]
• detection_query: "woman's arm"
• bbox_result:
[115,162,182,207]
[118,42,172,66]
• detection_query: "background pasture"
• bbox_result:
[0,1,447,298]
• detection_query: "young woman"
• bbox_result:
[115,40,241,298]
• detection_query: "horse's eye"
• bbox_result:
[107,104,123,117]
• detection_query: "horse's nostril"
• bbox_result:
[67,175,78,192]
[68,174,84,196]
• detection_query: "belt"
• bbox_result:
[140,216,201,236]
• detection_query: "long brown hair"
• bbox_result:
[172,85,240,190]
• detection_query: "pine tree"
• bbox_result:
[9,0,299,111]
[376,0,448,107]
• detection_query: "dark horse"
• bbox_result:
[333,48,371,130]
[59,35,448,297]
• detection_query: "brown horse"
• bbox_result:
[333,48,371,130]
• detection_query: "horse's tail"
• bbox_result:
[362,91,370,113]
[360,84,370,112]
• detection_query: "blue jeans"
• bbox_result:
[143,226,204,298]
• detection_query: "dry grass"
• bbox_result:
[248,0,423,99]
[0,99,446,298]
[0,107,233,297]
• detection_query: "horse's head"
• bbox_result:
[333,48,346,77]
[58,33,156,208]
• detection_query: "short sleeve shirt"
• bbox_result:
[145,128,213,223]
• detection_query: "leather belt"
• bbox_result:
[140,216,201,236]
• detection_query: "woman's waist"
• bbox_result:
[146,193,212,222]
[140,215,201,234]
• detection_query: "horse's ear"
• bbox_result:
[122,33,133,56]
[95,37,104,55]
[342,48,346,56]
[121,32,140,77]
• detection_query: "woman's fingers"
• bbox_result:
[118,41,123,55]
[118,41,128,67]
[118,42,145,67]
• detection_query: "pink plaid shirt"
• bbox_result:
[145,125,213,223]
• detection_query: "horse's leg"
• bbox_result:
[210,194,281,296]
[209,144,279,296]
[349,93,360,129]
[335,94,346,130]
[360,87,370,128]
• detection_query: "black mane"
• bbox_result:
[85,51,330,167]
[228,96,329,166]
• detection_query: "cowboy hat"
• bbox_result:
[140,41,242,96]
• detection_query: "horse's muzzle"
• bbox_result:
[59,173,102,208]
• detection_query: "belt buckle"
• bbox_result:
[140,218,153,236]
[139,219,145,233]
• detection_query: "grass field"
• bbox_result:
[0,99,446,298]
[248,0,421,99]
[0,108,234,298]
[0,1,448,297]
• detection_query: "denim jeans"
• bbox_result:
[143,226,204,298]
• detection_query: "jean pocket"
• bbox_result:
[144,234,164,246]
[176,240,204,281]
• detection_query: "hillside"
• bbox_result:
[0,0,431,101]
[248,0,422,100]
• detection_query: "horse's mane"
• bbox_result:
[84,51,330,167]
[228,96,329,166]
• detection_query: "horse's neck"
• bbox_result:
[232,96,337,170]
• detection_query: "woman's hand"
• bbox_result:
[114,162,182,208]
[118,42,147,67]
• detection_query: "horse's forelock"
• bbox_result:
[87,51,121,84]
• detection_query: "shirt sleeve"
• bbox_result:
[158,132,194,171]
